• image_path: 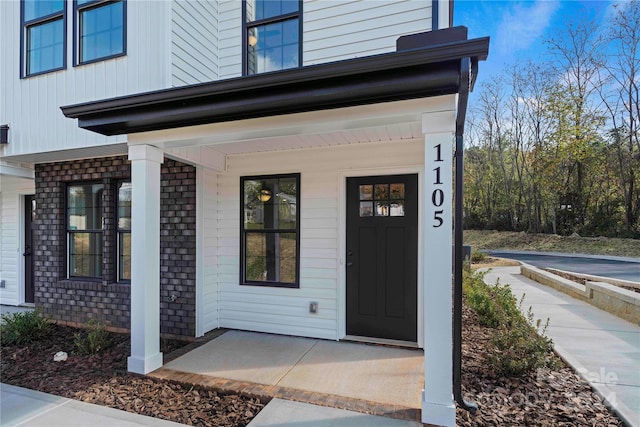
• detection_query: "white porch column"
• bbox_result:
[127,144,164,374]
[422,111,456,427]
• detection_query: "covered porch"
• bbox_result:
[62,28,489,426]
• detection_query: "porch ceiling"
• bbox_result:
[128,97,443,157]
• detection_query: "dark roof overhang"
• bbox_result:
[62,27,489,136]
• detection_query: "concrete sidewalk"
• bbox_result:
[484,266,640,427]
[0,383,187,426]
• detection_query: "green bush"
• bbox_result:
[0,310,51,345]
[470,249,487,263]
[463,268,558,376]
[74,320,111,355]
[463,269,520,328]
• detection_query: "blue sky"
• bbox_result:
[453,0,616,87]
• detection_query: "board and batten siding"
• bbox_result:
[0,176,35,306]
[171,0,219,87]
[216,0,433,80]
[210,139,424,340]
[0,1,171,158]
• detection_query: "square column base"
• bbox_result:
[422,391,456,427]
[127,352,163,374]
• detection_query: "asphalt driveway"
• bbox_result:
[488,250,640,282]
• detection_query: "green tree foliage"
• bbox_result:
[464,2,640,237]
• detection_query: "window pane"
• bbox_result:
[359,185,373,200]
[247,19,299,75]
[244,177,297,229]
[390,201,405,217]
[27,19,64,74]
[24,0,63,21]
[360,201,373,217]
[390,183,405,199]
[119,232,131,281]
[375,201,389,216]
[80,1,124,62]
[118,182,131,230]
[69,232,103,277]
[374,184,388,200]
[248,0,299,21]
[245,232,296,284]
[68,183,104,230]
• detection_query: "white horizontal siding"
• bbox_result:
[0,1,171,159]
[198,167,219,335]
[216,0,432,78]
[0,176,35,306]
[171,0,219,87]
[304,0,432,65]
[212,139,424,340]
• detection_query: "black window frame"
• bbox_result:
[20,0,67,78]
[240,173,301,288]
[66,181,104,281]
[116,180,131,283]
[242,0,303,76]
[73,0,126,66]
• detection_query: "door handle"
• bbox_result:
[347,262,353,267]
[23,246,31,256]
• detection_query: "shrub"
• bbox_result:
[463,268,558,376]
[0,310,51,345]
[463,268,520,328]
[74,320,111,355]
[470,248,487,263]
[489,305,559,376]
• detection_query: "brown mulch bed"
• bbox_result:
[456,303,623,426]
[0,311,625,426]
[0,325,265,426]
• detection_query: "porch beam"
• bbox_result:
[127,144,164,374]
[421,111,456,427]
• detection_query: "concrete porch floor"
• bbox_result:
[150,330,424,422]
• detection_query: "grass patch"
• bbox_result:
[0,310,51,345]
[464,230,640,258]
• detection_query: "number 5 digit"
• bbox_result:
[433,210,443,227]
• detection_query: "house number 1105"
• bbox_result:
[432,143,444,227]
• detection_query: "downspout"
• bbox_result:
[453,56,478,414]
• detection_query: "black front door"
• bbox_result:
[346,174,418,342]
[24,195,35,304]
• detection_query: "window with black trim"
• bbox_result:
[117,181,131,282]
[75,0,125,64]
[241,174,300,287]
[67,183,104,279]
[244,0,301,75]
[22,0,66,76]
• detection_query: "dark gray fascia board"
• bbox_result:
[62,36,490,136]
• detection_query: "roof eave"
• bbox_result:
[62,35,490,136]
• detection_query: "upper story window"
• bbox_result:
[75,0,126,64]
[22,0,66,76]
[244,0,301,75]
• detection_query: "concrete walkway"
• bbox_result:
[484,266,640,427]
[0,383,187,426]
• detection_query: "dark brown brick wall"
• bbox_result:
[34,156,196,338]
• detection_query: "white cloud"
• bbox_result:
[494,0,562,55]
